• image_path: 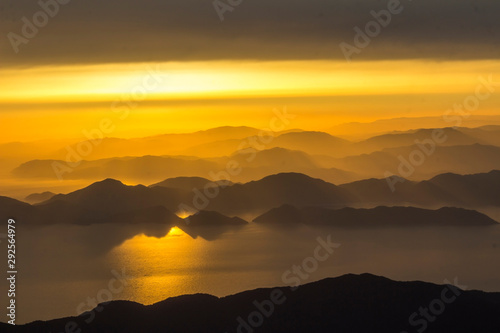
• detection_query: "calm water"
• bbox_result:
[8,222,500,324]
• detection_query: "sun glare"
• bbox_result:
[167,226,186,237]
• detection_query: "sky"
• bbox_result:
[0,0,499,142]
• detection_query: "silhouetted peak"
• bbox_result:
[25,191,56,204]
[253,204,303,224]
[258,172,322,184]
[151,176,231,190]
[152,293,219,308]
[275,130,349,144]
[184,210,247,226]
[0,196,31,206]
[90,178,126,188]
[254,205,497,226]
[232,146,301,156]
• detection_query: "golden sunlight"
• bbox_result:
[2,60,499,103]
[1,60,499,142]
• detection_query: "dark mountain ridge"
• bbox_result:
[3,273,500,333]
[253,205,498,226]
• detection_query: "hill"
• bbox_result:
[183,211,248,226]
[254,205,498,226]
[340,170,500,207]
[270,131,351,156]
[331,144,500,180]
[3,273,500,332]
[0,180,183,225]
[150,176,233,191]
[206,173,355,215]
[24,191,56,204]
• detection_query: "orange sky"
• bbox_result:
[1,59,499,142]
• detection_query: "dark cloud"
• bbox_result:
[0,0,499,66]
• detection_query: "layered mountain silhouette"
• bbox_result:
[327,116,500,140]
[330,143,500,180]
[5,123,500,168]
[4,171,500,225]
[2,273,500,332]
[0,179,182,225]
[13,139,500,184]
[350,127,485,153]
[12,155,221,181]
[11,147,358,184]
[253,205,498,226]
[268,131,351,156]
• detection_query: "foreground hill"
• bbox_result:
[3,274,500,332]
[253,205,498,226]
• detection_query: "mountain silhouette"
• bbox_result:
[333,143,500,180]
[328,116,500,140]
[341,169,500,207]
[231,147,318,169]
[0,196,37,224]
[12,155,221,181]
[24,191,56,204]
[270,131,350,156]
[352,127,484,154]
[183,210,248,226]
[176,211,248,240]
[43,178,182,215]
[12,126,500,184]
[0,179,183,225]
[11,147,357,184]
[6,170,500,226]
[150,176,233,191]
[254,205,498,226]
[206,172,355,215]
[3,273,500,332]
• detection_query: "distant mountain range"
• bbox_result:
[4,170,500,225]
[327,116,500,139]
[2,273,500,332]
[9,125,500,184]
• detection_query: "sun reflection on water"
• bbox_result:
[108,226,207,305]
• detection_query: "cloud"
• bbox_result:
[0,0,499,66]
